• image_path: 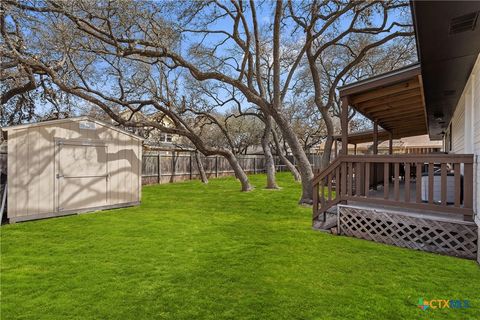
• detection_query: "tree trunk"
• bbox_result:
[306,37,336,171]
[270,111,313,204]
[271,128,301,182]
[319,109,335,169]
[270,0,312,204]
[261,116,279,189]
[224,151,252,191]
[195,150,208,184]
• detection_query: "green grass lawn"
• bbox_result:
[1,173,479,319]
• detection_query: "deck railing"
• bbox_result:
[312,154,474,222]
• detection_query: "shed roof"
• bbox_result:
[1,116,145,141]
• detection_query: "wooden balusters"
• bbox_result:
[364,162,370,198]
[335,167,340,200]
[347,162,353,197]
[428,162,434,204]
[384,163,389,199]
[341,162,347,197]
[312,154,474,224]
[319,180,326,209]
[464,163,473,209]
[394,162,400,201]
[312,184,318,219]
[327,174,332,201]
[404,163,410,203]
[355,163,362,196]
[454,163,461,207]
[416,163,422,203]
[440,163,447,206]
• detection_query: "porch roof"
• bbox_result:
[338,63,428,139]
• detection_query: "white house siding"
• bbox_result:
[474,58,480,225]
[448,54,480,226]
[451,96,465,154]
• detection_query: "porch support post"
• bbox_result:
[388,132,393,184]
[388,132,393,155]
[372,121,378,190]
[334,139,338,159]
[373,121,378,155]
[341,97,348,155]
[354,143,357,155]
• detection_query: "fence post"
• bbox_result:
[157,153,161,184]
[189,153,193,180]
[172,151,176,183]
[253,157,256,174]
[215,156,219,178]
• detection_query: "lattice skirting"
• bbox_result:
[338,205,478,260]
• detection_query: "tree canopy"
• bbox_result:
[1,0,415,202]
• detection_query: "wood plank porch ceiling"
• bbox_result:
[339,64,427,139]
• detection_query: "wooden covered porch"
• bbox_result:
[312,64,477,259]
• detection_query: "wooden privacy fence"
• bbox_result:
[142,152,289,185]
[0,152,6,217]
[0,152,6,191]
[142,152,265,184]
[0,149,321,186]
[313,154,475,222]
[0,152,6,171]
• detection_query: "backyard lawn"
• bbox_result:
[1,173,479,319]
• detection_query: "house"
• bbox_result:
[316,134,442,156]
[312,1,480,261]
[118,110,181,153]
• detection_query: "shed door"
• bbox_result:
[56,141,108,211]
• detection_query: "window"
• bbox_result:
[160,133,173,143]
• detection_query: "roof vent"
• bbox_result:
[449,11,479,34]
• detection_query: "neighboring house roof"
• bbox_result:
[382,135,442,148]
[355,134,442,150]
[1,116,145,141]
[333,129,391,144]
[119,110,175,127]
[316,134,442,151]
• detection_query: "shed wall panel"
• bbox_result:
[16,129,29,217]
[109,130,120,205]
[27,127,39,215]
[37,126,55,213]
[7,130,17,217]
[121,135,129,203]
